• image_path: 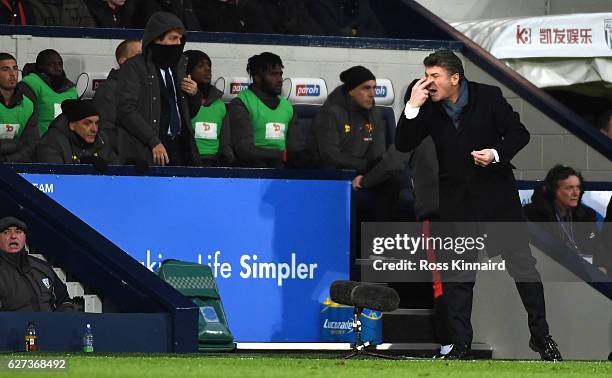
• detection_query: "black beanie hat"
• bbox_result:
[184,50,211,74]
[340,65,376,91]
[61,99,99,122]
[0,216,27,233]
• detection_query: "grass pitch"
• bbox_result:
[0,353,609,377]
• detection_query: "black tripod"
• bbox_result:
[343,307,400,360]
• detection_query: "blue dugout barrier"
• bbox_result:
[5,164,354,343]
[0,164,200,352]
[0,312,171,352]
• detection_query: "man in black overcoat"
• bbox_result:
[395,50,562,361]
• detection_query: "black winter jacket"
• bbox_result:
[602,198,612,274]
[36,113,117,164]
[307,0,385,37]
[93,67,120,153]
[241,0,324,35]
[133,0,200,30]
[312,86,409,188]
[27,0,95,27]
[84,0,135,28]
[524,185,609,270]
[0,249,73,312]
[116,11,201,165]
[395,80,530,222]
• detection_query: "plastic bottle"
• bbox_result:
[24,322,38,352]
[83,323,94,353]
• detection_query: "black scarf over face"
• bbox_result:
[150,43,183,69]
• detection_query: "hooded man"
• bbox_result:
[36,98,116,165]
[0,53,39,163]
[0,216,74,312]
[184,49,233,166]
[21,49,78,136]
[116,11,201,166]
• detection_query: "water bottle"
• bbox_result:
[24,322,38,352]
[83,323,94,353]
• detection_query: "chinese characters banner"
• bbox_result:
[455,13,612,59]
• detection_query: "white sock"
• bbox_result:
[440,344,454,355]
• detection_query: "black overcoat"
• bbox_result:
[395,80,530,222]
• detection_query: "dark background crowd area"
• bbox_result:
[0,0,387,38]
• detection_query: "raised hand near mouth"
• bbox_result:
[408,76,433,108]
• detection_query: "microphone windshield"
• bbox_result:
[329,280,360,306]
[351,284,400,312]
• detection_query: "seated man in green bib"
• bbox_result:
[22,49,77,136]
[229,52,304,168]
[0,53,39,163]
[184,50,234,166]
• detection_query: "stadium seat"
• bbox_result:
[29,249,103,313]
[157,259,235,352]
[75,72,108,99]
[282,78,329,147]
[215,76,252,103]
[282,77,328,105]
[375,78,397,148]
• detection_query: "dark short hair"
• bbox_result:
[246,52,283,80]
[543,164,583,199]
[423,49,464,79]
[115,39,140,63]
[35,49,62,70]
[155,28,185,44]
[0,53,16,62]
[595,109,612,132]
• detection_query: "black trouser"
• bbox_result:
[161,135,186,166]
[439,222,549,346]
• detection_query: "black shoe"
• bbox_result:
[436,343,473,360]
[529,335,563,361]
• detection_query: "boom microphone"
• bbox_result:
[329,280,360,306]
[351,283,400,313]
